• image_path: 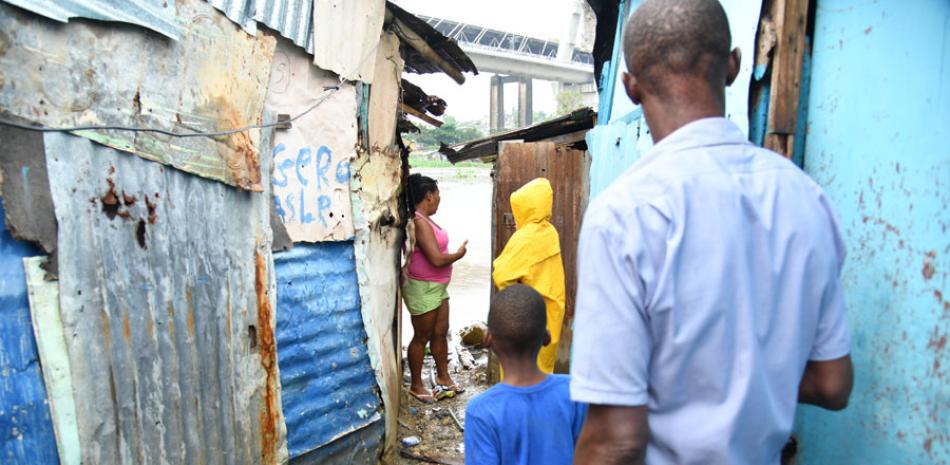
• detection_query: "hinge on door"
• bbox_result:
[503,213,514,226]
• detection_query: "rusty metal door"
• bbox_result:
[490,141,590,379]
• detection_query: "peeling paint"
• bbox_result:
[793,1,950,463]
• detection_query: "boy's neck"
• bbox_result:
[498,353,548,387]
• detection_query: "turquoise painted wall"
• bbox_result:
[793,1,950,463]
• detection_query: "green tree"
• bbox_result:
[556,90,585,116]
[406,116,484,150]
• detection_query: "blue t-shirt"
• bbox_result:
[464,374,587,465]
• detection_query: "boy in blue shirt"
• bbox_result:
[464,284,587,465]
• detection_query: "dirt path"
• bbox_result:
[387,341,491,465]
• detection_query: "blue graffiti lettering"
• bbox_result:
[273,195,286,221]
[335,159,350,184]
[300,188,314,224]
[295,147,312,187]
[272,144,290,187]
[284,193,296,222]
[317,195,332,227]
[315,145,332,190]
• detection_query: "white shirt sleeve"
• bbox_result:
[809,194,851,361]
[570,203,666,406]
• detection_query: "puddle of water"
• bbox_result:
[402,168,493,346]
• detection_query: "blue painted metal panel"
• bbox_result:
[586,109,652,200]
[290,418,384,465]
[274,242,383,460]
[0,199,59,465]
[793,1,950,464]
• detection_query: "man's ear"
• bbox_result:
[542,330,552,347]
[726,47,741,86]
[482,331,493,350]
[622,72,642,106]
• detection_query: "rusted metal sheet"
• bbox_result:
[0,0,182,40]
[491,141,590,377]
[792,1,949,463]
[311,0,386,83]
[206,0,315,53]
[0,0,276,191]
[0,202,59,465]
[0,124,57,264]
[273,242,384,459]
[265,38,357,242]
[41,131,287,465]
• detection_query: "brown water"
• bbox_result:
[401,167,493,347]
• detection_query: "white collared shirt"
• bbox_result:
[571,117,850,465]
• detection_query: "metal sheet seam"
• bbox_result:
[0,0,182,40]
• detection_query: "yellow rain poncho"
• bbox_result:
[492,178,566,373]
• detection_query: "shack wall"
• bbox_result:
[792,1,950,463]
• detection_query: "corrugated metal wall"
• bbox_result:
[43,132,286,465]
[792,1,950,463]
[273,242,383,461]
[206,0,315,52]
[0,200,59,465]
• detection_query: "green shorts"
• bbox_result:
[403,278,449,316]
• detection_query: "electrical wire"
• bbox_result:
[0,33,386,139]
[0,86,340,138]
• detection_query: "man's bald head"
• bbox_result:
[623,0,733,94]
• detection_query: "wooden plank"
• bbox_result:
[389,13,466,84]
[399,103,443,127]
[765,0,809,157]
[399,449,463,465]
[489,141,590,381]
[24,257,81,465]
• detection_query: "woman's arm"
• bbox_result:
[414,216,467,267]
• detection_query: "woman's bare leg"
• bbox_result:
[409,310,438,396]
[431,299,456,387]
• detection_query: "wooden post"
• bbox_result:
[763,0,809,158]
[399,103,443,127]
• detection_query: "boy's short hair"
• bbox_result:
[488,284,547,354]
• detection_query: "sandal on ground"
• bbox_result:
[408,389,436,404]
[436,383,466,395]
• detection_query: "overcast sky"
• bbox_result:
[392,0,582,126]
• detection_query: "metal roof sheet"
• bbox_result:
[274,242,383,458]
[206,0,315,52]
[311,0,387,82]
[0,0,182,40]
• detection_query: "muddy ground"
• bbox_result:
[386,336,491,465]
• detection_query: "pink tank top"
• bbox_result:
[408,212,452,283]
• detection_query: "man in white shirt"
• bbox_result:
[570,1,855,464]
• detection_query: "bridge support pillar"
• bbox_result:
[518,78,533,127]
[490,75,505,133]
[490,75,533,133]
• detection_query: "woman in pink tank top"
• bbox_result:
[404,173,468,403]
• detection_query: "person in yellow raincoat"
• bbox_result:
[492,177,566,374]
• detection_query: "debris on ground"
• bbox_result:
[399,449,463,465]
[388,335,491,465]
[459,323,488,347]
